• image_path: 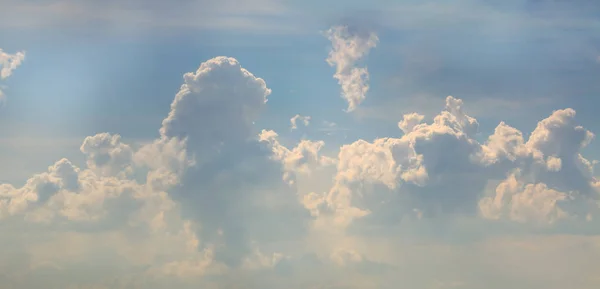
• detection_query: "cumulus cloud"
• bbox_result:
[152,57,315,269]
[398,112,425,134]
[0,146,216,288]
[290,114,311,131]
[478,171,570,225]
[325,25,378,112]
[477,108,599,226]
[80,133,134,177]
[0,56,294,287]
[159,56,270,148]
[2,41,600,288]
[295,95,599,231]
[260,129,335,185]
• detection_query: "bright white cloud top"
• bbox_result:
[1,26,600,289]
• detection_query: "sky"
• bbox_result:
[1,0,600,288]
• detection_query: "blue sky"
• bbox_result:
[1,0,600,288]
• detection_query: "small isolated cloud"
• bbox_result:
[290,114,311,131]
[0,48,25,102]
[0,49,24,80]
[325,25,378,112]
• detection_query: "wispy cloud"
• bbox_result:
[0,0,303,34]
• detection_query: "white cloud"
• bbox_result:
[298,95,599,231]
[80,133,134,178]
[260,129,335,185]
[2,45,600,288]
[150,57,312,270]
[477,108,599,225]
[159,56,270,146]
[290,114,311,131]
[325,26,378,112]
[0,48,25,101]
[478,171,570,225]
[398,112,425,134]
[0,56,289,287]
[0,49,25,80]
[0,150,218,286]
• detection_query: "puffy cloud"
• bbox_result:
[133,137,194,190]
[290,114,311,131]
[477,108,599,225]
[478,121,530,164]
[80,133,134,177]
[0,56,294,287]
[152,57,310,269]
[314,96,489,226]
[121,58,304,270]
[296,95,599,231]
[325,25,378,112]
[2,43,600,289]
[443,95,479,136]
[527,109,594,155]
[0,148,217,285]
[159,56,270,148]
[478,171,570,225]
[260,129,335,185]
[398,112,424,134]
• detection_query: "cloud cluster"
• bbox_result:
[295,96,599,230]
[0,56,278,287]
[1,30,600,288]
[325,25,378,112]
